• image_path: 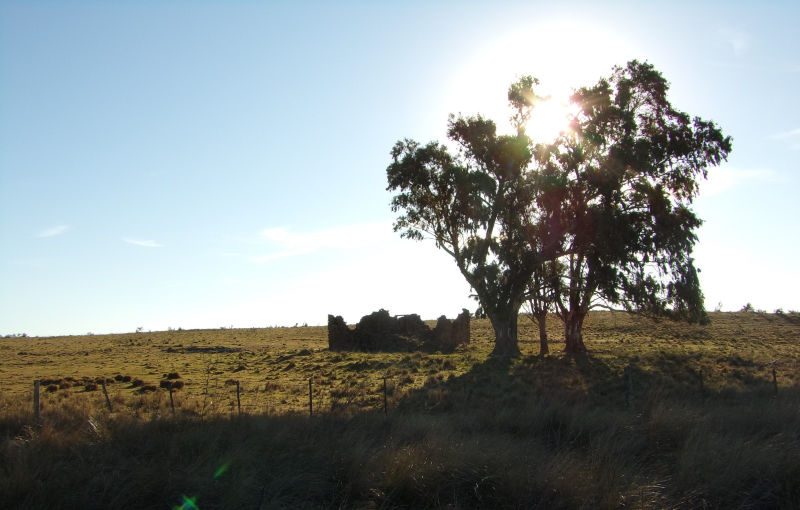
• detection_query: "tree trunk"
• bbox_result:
[564,311,587,354]
[537,312,549,356]
[488,312,521,358]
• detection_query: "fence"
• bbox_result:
[26,374,398,420]
[25,363,788,422]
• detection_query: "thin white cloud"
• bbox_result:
[252,221,393,263]
[772,128,800,150]
[250,249,315,264]
[716,27,750,57]
[36,225,70,238]
[123,238,164,248]
[699,166,773,198]
[772,128,800,139]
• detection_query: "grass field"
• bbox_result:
[1,311,799,508]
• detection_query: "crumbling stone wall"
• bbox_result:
[432,310,471,353]
[327,309,470,353]
[327,315,352,351]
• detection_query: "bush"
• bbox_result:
[84,383,98,392]
[131,378,144,387]
[159,379,184,390]
[46,384,58,393]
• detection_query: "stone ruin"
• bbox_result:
[327,309,470,353]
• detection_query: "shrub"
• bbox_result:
[114,374,125,381]
[46,384,58,393]
[140,384,157,393]
[131,378,144,387]
[84,383,98,392]
[59,382,72,389]
[121,375,132,382]
[159,379,184,390]
[166,372,181,380]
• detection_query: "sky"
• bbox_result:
[1,1,798,337]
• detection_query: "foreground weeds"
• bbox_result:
[2,384,798,509]
[1,312,799,508]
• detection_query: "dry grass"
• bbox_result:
[1,312,799,508]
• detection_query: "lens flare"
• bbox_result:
[213,463,230,479]
[173,495,198,510]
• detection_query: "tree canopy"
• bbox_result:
[387,115,543,357]
[387,60,731,356]
[530,61,732,352]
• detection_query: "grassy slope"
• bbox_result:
[1,312,799,509]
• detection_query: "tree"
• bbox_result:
[524,259,563,356]
[388,61,729,357]
[386,114,546,357]
[528,61,732,353]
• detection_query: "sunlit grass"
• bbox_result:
[1,312,799,508]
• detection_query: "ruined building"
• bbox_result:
[327,309,470,353]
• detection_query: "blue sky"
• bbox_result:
[2,1,798,336]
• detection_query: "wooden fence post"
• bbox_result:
[383,377,388,416]
[33,380,40,420]
[236,380,242,416]
[101,381,113,412]
[168,383,175,416]
[772,368,778,397]
[308,378,313,416]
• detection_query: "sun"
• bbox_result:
[439,19,636,142]
[524,94,580,143]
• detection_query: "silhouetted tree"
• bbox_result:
[387,111,555,357]
[389,61,729,357]
[523,61,732,353]
[524,259,563,356]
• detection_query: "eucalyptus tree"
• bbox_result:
[524,260,562,356]
[528,60,732,353]
[386,112,549,357]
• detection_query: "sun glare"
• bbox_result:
[525,94,579,143]
[440,19,636,140]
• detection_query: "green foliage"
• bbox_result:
[533,61,730,328]
[388,61,730,354]
[387,116,542,356]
